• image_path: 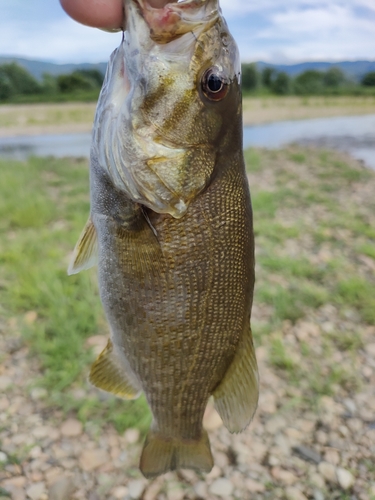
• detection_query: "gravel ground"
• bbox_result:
[1,149,375,500]
[1,326,374,500]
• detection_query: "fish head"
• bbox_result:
[93,0,242,218]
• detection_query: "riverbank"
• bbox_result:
[0,147,374,499]
[1,96,375,137]
[242,95,375,125]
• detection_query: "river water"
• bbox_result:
[0,114,374,169]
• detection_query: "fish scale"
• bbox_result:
[68,0,259,478]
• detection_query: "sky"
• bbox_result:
[0,0,374,64]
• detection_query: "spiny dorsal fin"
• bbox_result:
[213,326,259,433]
[68,217,98,275]
[89,339,141,400]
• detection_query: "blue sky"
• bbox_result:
[0,0,374,64]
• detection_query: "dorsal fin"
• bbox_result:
[68,217,98,275]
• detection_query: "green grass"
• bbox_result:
[269,337,296,372]
[1,89,100,105]
[0,156,150,433]
[1,146,374,432]
[246,146,374,401]
[258,255,325,281]
[358,242,375,259]
[244,149,262,172]
[336,277,375,324]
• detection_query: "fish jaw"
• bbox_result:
[133,0,220,43]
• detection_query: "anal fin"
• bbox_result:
[140,429,213,479]
[89,339,141,400]
[68,216,98,275]
[213,325,259,433]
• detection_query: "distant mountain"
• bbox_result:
[0,56,107,81]
[1,56,375,82]
[256,60,375,82]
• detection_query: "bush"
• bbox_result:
[76,69,104,87]
[262,67,276,88]
[0,62,41,96]
[361,71,375,87]
[323,67,345,87]
[41,73,59,95]
[57,72,98,93]
[241,63,259,92]
[0,63,104,103]
[0,69,13,100]
[294,70,325,95]
[271,72,291,95]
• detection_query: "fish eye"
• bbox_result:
[201,67,229,101]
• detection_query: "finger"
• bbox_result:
[60,0,177,30]
[60,0,124,29]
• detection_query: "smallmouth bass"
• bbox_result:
[69,0,258,478]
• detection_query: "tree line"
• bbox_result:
[0,62,104,103]
[241,64,375,95]
[1,61,375,103]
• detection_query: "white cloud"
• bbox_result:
[0,0,374,63]
[220,0,375,16]
[220,0,308,15]
[232,0,375,62]
[0,17,121,63]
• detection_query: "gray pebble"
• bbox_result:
[293,445,321,464]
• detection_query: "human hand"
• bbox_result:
[60,0,176,31]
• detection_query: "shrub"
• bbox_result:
[323,67,345,87]
[262,67,276,88]
[241,63,259,91]
[361,71,375,87]
[56,72,98,93]
[0,62,41,96]
[294,70,325,95]
[271,72,291,95]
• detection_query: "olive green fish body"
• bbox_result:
[69,0,259,478]
[92,134,253,423]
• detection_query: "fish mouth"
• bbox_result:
[130,0,219,43]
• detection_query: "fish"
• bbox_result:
[68,0,258,479]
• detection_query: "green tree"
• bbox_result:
[0,63,41,96]
[76,69,104,87]
[241,63,259,92]
[361,71,375,87]
[41,73,59,95]
[271,72,291,95]
[262,67,276,88]
[323,67,345,87]
[0,68,13,100]
[56,71,98,93]
[294,70,324,95]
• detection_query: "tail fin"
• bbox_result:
[139,429,213,479]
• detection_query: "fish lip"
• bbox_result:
[129,0,219,42]
[136,0,214,15]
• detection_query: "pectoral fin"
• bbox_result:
[213,326,259,433]
[67,217,98,275]
[89,339,141,400]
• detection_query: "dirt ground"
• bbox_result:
[242,95,375,125]
[1,96,374,137]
